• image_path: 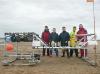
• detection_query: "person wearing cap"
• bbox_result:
[77,24,88,58]
[59,27,70,57]
[70,26,78,57]
[49,28,59,57]
[41,26,50,56]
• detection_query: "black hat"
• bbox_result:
[62,26,66,28]
[45,26,48,28]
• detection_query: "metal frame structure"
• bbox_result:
[32,33,97,66]
[0,33,97,66]
[1,33,40,66]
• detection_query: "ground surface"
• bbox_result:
[0,41,100,74]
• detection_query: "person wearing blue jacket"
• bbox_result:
[50,28,59,56]
[59,27,70,57]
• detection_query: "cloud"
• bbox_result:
[0,0,100,39]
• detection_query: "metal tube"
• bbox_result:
[34,46,86,49]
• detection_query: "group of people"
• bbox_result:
[41,24,88,58]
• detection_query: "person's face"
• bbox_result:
[45,27,48,30]
[53,28,56,32]
[62,27,66,31]
[73,27,76,32]
[79,24,83,29]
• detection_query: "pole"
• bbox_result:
[92,1,97,65]
[93,2,96,34]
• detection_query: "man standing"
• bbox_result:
[42,26,50,56]
[77,24,88,58]
[50,28,59,57]
[70,26,78,57]
[59,27,70,57]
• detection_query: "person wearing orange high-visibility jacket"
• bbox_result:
[70,26,78,57]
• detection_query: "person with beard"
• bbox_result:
[41,26,50,56]
[59,27,70,57]
[77,24,88,58]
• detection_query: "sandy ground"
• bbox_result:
[0,41,100,74]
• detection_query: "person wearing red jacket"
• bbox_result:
[42,26,50,56]
[77,24,88,58]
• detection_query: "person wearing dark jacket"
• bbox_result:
[50,28,59,56]
[59,27,70,57]
[41,26,50,56]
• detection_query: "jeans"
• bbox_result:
[50,48,58,56]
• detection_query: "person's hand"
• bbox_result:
[58,42,61,47]
[68,41,70,46]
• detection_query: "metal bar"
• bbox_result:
[92,1,97,66]
[33,34,47,46]
[10,63,37,66]
[76,34,95,36]
[34,46,86,49]
[82,58,96,66]
[7,54,33,57]
[0,44,5,45]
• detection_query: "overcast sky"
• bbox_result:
[0,0,100,39]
